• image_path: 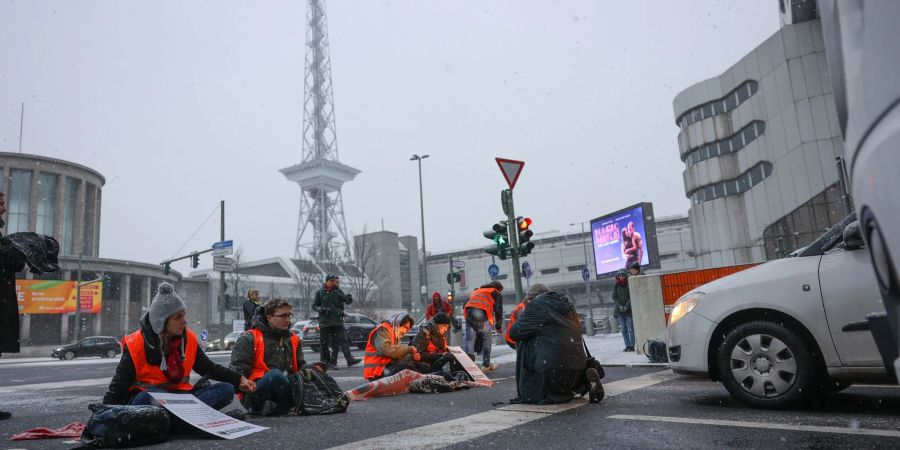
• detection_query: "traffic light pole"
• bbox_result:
[503,189,524,302]
[219,200,227,341]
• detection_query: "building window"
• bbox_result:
[683,121,766,165]
[7,169,32,234]
[764,184,846,259]
[687,162,773,204]
[540,268,560,275]
[659,253,680,261]
[677,80,759,128]
[36,173,58,236]
[62,177,80,255]
[567,265,586,272]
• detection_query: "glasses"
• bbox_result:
[269,313,294,319]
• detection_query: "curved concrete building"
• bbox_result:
[673,12,847,267]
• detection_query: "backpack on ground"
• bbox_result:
[288,368,350,415]
[80,404,170,448]
[643,339,669,363]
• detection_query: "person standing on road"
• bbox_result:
[509,290,603,404]
[103,283,256,412]
[505,283,548,349]
[0,192,26,420]
[313,274,360,369]
[363,313,424,380]
[426,292,453,320]
[613,269,635,352]
[243,289,261,331]
[231,299,324,416]
[464,281,504,373]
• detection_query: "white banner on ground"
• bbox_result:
[447,346,495,387]
[148,392,267,440]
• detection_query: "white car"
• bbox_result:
[667,214,894,408]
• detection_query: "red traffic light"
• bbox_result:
[518,217,533,231]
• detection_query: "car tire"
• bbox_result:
[311,346,320,353]
[717,320,818,409]
[64,351,75,360]
[105,349,117,358]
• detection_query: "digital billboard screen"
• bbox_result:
[590,202,660,278]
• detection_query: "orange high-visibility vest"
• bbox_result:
[425,334,449,354]
[124,329,197,393]
[247,329,301,381]
[504,302,527,347]
[363,323,396,380]
[465,288,498,326]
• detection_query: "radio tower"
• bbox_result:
[281,0,360,263]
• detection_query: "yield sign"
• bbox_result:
[495,158,525,190]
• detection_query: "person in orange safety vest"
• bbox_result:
[464,281,504,373]
[363,313,422,381]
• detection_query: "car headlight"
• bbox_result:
[669,292,704,325]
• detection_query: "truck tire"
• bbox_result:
[717,320,818,409]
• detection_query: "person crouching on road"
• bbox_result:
[363,313,425,381]
[411,312,463,373]
[509,289,603,404]
[103,282,256,411]
[504,283,549,349]
[230,298,324,416]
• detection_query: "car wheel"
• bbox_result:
[311,346,320,353]
[717,320,818,409]
[64,351,75,360]
[105,349,117,358]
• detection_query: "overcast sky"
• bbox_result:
[0,0,780,274]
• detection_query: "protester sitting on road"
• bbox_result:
[230,299,324,416]
[363,313,426,380]
[411,312,463,373]
[509,289,603,404]
[504,283,549,349]
[103,283,256,412]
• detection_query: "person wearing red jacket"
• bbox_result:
[426,292,453,320]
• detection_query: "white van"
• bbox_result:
[667,214,895,408]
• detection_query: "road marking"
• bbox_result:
[327,370,679,450]
[0,377,111,393]
[608,415,900,439]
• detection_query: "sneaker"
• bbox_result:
[482,364,498,373]
[585,368,604,403]
[0,410,10,420]
[626,347,635,352]
[622,348,630,352]
[347,358,362,368]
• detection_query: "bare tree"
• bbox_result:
[292,263,322,319]
[345,229,384,319]
[226,246,247,309]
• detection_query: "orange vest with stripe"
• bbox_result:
[124,329,197,393]
[504,302,527,346]
[363,323,396,380]
[426,334,449,354]
[465,288,498,326]
[247,329,301,381]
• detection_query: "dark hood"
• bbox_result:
[251,306,291,338]
[533,291,577,317]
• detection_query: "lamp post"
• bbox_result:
[410,154,430,312]
[572,222,595,335]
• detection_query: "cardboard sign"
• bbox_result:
[447,346,495,387]
[148,392,267,440]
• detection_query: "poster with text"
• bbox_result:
[591,205,650,277]
[16,279,103,314]
[148,392,267,440]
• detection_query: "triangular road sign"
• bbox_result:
[495,158,525,190]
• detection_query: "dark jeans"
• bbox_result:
[130,383,235,411]
[250,369,293,415]
[429,353,464,373]
[465,308,493,365]
[320,326,354,364]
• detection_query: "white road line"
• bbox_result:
[0,377,111,393]
[327,370,679,450]
[608,415,900,439]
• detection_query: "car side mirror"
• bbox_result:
[843,220,864,250]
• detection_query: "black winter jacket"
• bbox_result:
[410,321,448,363]
[0,241,25,355]
[242,298,260,331]
[102,313,243,405]
[230,307,306,377]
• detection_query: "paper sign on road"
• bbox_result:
[447,346,495,387]
[148,392,267,440]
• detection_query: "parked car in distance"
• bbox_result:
[291,319,313,338]
[204,331,243,351]
[304,314,378,352]
[51,336,121,360]
[667,214,895,409]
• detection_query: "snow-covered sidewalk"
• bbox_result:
[492,333,666,367]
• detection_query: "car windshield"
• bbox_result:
[793,213,856,257]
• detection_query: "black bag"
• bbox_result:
[80,404,170,448]
[288,368,350,416]
[643,339,668,363]
[582,339,606,380]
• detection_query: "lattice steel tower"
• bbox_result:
[280,0,360,263]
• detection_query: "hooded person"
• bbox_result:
[0,192,28,420]
[103,283,256,416]
[426,292,453,321]
[411,312,463,373]
[613,270,635,352]
[508,290,602,404]
[230,298,321,416]
[363,313,427,380]
[505,283,549,349]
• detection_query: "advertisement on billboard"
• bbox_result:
[16,279,103,314]
[590,202,660,279]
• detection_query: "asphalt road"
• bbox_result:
[1,351,899,449]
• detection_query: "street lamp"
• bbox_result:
[410,154,430,312]
[571,221,595,335]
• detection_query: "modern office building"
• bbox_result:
[672,3,847,268]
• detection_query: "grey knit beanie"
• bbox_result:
[149,282,186,334]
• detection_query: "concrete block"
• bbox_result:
[809,95,830,141]
[802,53,823,97]
[629,274,668,347]
[796,98,816,143]
[788,58,808,100]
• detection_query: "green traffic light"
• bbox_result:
[494,235,508,246]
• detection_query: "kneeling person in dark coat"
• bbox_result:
[508,290,603,404]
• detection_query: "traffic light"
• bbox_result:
[484,220,510,259]
[517,216,535,256]
[191,253,200,269]
[163,262,171,275]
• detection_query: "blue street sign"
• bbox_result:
[582,267,591,282]
[488,264,500,277]
[199,329,209,341]
[212,240,233,250]
[522,261,533,279]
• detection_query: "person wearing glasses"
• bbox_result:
[230,298,321,416]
